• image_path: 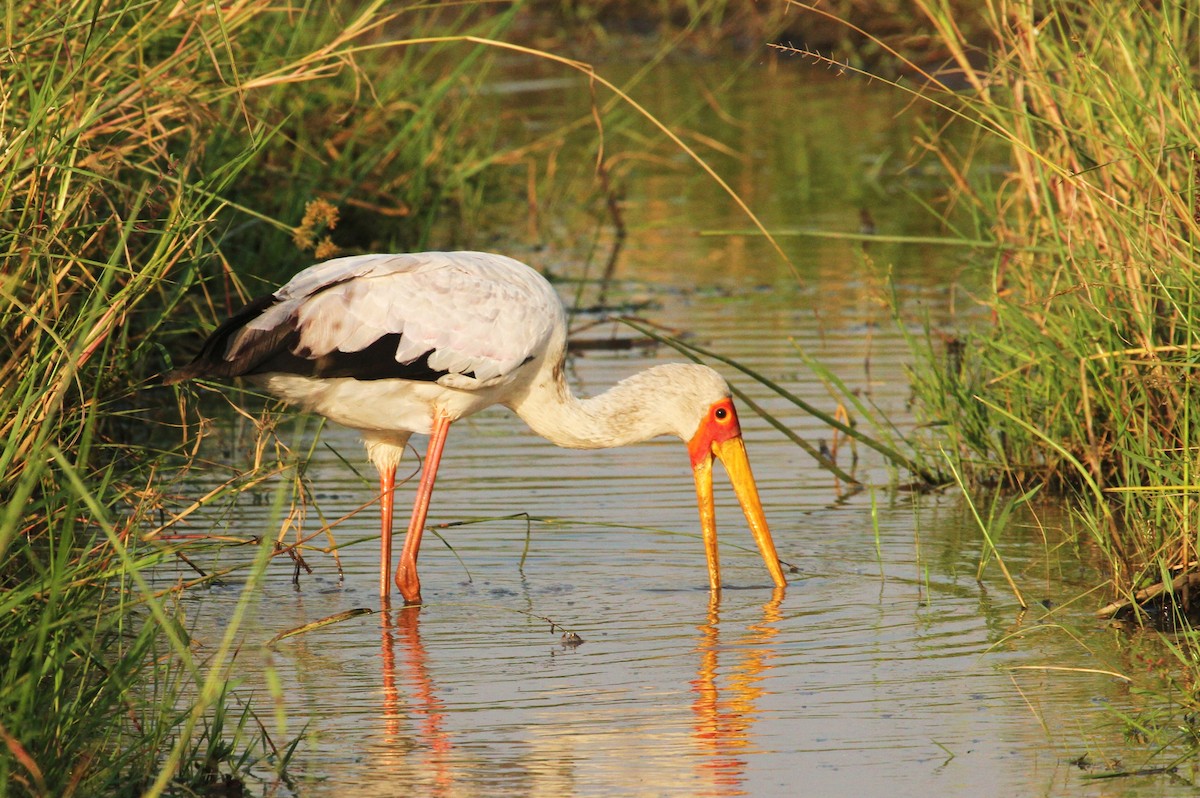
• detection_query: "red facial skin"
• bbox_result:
[688,398,742,469]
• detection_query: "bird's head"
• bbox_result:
[666,365,787,591]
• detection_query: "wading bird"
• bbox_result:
[167,251,787,604]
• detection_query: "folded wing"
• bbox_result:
[167,251,564,388]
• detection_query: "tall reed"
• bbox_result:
[0,1,518,793]
[878,1,1200,598]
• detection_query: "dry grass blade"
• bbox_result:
[0,720,48,796]
[1008,665,1133,683]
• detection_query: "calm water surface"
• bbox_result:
[170,59,1194,796]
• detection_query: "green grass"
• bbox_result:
[755,0,1200,771]
[0,0,531,793]
[776,0,1200,602]
[898,0,1200,600]
[777,0,1200,759]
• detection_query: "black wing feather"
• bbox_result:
[246,331,458,381]
[166,293,459,385]
[164,293,285,384]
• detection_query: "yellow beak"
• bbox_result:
[692,435,787,592]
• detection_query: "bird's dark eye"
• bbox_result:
[715,407,728,420]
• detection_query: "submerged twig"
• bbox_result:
[265,608,375,649]
[587,75,627,309]
[1096,568,1200,619]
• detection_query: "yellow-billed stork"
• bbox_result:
[167,251,786,604]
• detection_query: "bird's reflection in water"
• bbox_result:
[372,592,781,794]
[691,589,784,794]
[380,602,453,793]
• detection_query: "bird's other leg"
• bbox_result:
[396,413,452,605]
[379,463,397,599]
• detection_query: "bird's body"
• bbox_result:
[169,251,786,603]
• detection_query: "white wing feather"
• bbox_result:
[229,252,563,387]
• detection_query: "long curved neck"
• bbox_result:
[508,364,683,450]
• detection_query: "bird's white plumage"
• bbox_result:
[230,251,563,388]
[210,250,737,448]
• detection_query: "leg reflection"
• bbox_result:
[380,601,453,792]
[691,588,785,794]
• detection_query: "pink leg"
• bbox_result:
[396,414,452,605]
[379,465,396,599]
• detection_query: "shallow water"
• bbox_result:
[169,59,1195,796]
